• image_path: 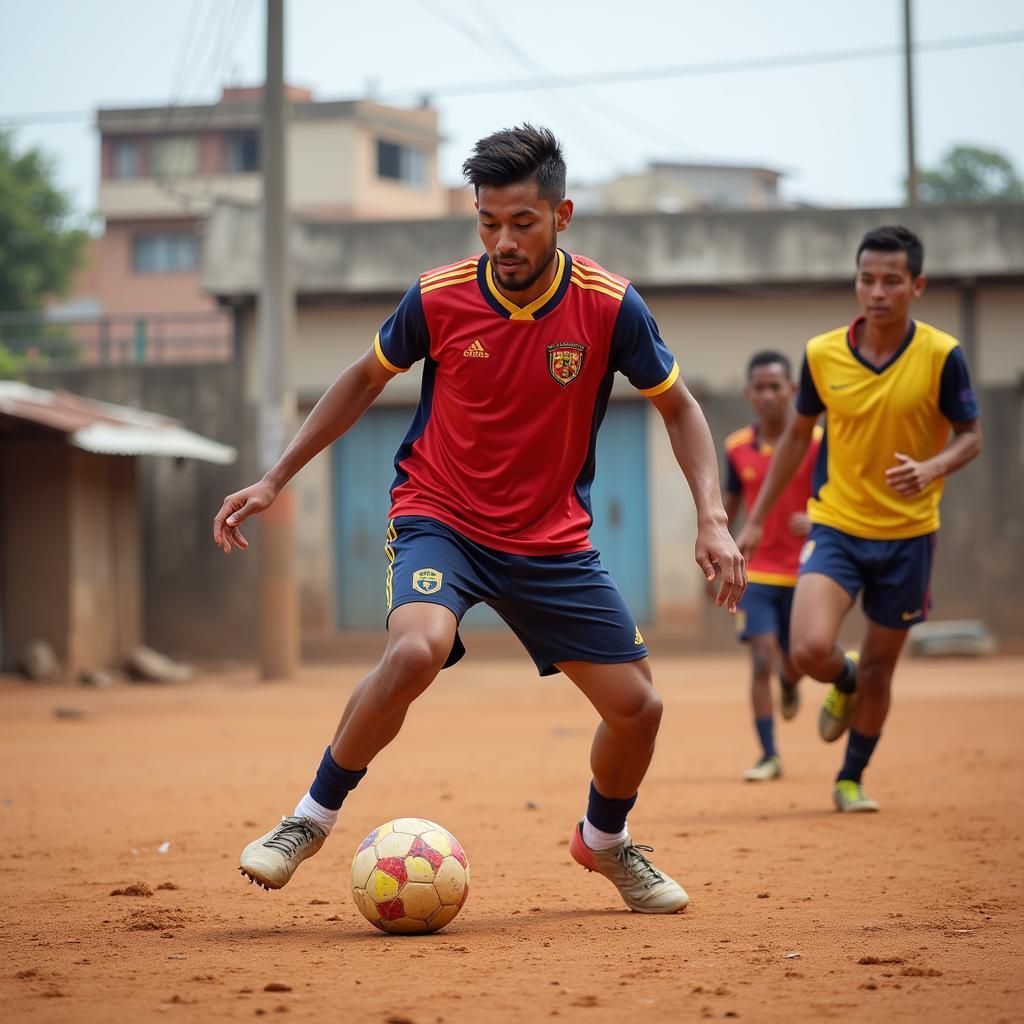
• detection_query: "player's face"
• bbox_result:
[745,363,793,427]
[855,249,926,326]
[476,181,572,302]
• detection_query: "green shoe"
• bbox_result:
[743,755,782,781]
[818,652,859,742]
[833,779,880,813]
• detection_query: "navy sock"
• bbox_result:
[586,782,637,834]
[755,716,777,759]
[780,673,798,690]
[308,747,367,811]
[836,729,880,784]
[832,655,857,694]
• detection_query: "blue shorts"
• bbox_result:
[798,524,935,630]
[736,582,795,652]
[385,516,648,676]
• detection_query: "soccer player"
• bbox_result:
[213,126,745,913]
[723,351,821,782]
[737,225,981,813]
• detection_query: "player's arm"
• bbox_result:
[885,419,981,496]
[648,379,746,613]
[722,452,743,529]
[723,490,742,528]
[213,345,396,553]
[736,412,817,559]
[885,346,982,496]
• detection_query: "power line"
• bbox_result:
[1,27,1022,128]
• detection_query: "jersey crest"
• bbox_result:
[547,342,586,386]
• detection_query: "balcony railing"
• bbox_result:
[0,310,233,370]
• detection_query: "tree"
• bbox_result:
[0,132,88,313]
[919,145,1024,204]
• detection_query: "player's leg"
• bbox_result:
[239,604,457,890]
[832,620,906,813]
[777,585,802,722]
[832,532,933,813]
[789,526,865,742]
[240,516,478,890]
[735,583,783,780]
[744,633,783,780]
[559,657,688,913]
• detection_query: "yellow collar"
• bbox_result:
[484,249,566,321]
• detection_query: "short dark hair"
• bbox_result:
[462,125,566,205]
[856,225,924,277]
[747,349,792,380]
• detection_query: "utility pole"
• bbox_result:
[903,0,919,206]
[257,0,299,679]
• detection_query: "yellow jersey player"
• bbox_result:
[737,225,981,813]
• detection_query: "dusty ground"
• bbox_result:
[1,652,1022,1024]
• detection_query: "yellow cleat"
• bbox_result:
[818,651,859,742]
[833,779,880,813]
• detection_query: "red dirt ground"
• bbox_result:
[1,653,1022,1023]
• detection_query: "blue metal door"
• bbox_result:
[587,402,651,622]
[332,407,500,629]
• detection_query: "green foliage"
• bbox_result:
[0,131,88,313]
[0,340,25,379]
[919,145,1024,204]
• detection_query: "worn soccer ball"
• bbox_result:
[350,818,470,934]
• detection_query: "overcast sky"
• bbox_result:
[2,0,1022,217]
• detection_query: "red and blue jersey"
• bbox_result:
[725,423,822,585]
[373,249,679,555]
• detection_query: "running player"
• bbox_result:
[213,126,746,913]
[737,225,981,812]
[723,351,821,782]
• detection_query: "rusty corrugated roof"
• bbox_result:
[0,382,236,465]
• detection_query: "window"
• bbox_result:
[112,140,141,179]
[224,132,260,173]
[377,139,428,188]
[132,233,199,274]
[149,136,198,178]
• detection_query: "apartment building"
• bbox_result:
[82,86,446,318]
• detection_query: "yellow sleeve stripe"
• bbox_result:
[420,271,477,295]
[747,570,797,587]
[637,361,680,397]
[569,275,627,301]
[374,333,407,374]
[725,426,754,450]
[420,258,478,285]
[571,265,627,291]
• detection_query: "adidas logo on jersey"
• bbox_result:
[462,339,490,359]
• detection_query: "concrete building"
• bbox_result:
[200,200,1024,649]
[571,161,785,214]
[73,87,445,321]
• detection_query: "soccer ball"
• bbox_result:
[350,818,470,934]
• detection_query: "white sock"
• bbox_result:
[582,817,628,851]
[293,792,338,834]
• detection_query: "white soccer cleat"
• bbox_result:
[239,815,327,890]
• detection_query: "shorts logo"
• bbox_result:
[547,342,586,386]
[799,539,816,565]
[634,627,644,646]
[412,568,443,594]
[901,609,923,622]
[734,610,747,634]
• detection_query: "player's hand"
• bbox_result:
[212,479,278,553]
[885,452,936,497]
[788,511,811,536]
[695,516,747,614]
[736,520,763,562]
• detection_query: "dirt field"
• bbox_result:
[1,652,1022,1024]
